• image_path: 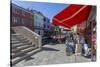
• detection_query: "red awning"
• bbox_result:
[52,4,92,28]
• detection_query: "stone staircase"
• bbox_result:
[11,26,42,67]
[11,34,41,67]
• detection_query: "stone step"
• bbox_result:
[11,37,17,41]
[11,34,25,40]
[11,57,20,64]
[12,46,37,59]
[11,41,21,44]
[11,42,32,48]
[14,36,25,40]
[11,48,41,66]
[11,34,22,37]
[17,38,27,41]
[15,35,24,38]
[11,39,29,44]
[11,34,21,39]
[11,40,20,43]
[11,39,18,41]
[11,37,27,41]
[12,44,35,53]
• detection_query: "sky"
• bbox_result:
[11,0,70,20]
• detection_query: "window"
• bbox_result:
[13,17,16,24]
[22,11,26,16]
[22,19,24,25]
[35,15,38,20]
[15,8,17,14]
[12,7,15,13]
[48,25,50,28]
[44,24,46,28]
[43,18,46,22]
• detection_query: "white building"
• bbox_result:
[33,11,44,36]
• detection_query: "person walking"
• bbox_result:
[75,33,81,56]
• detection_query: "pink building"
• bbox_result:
[11,3,34,31]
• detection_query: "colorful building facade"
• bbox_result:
[11,3,34,31]
[33,10,45,36]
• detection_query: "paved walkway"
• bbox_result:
[24,44,91,66]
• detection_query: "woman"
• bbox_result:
[75,33,81,55]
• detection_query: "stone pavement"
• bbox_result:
[24,44,91,66]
